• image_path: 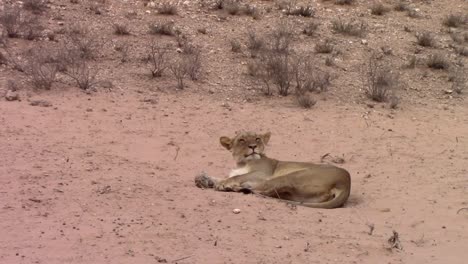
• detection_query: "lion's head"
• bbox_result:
[220,131,271,163]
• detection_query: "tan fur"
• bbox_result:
[214,131,351,209]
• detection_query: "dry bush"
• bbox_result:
[149,22,175,36]
[334,0,355,5]
[416,32,435,47]
[113,24,130,35]
[244,5,261,20]
[303,21,319,37]
[404,55,417,69]
[230,39,241,52]
[389,95,400,109]
[364,54,399,102]
[315,39,334,54]
[443,14,466,28]
[64,60,99,90]
[450,70,466,94]
[24,47,59,89]
[65,31,102,60]
[455,46,468,57]
[22,16,43,40]
[285,6,315,17]
[296,93,316,108]
[157,2,178,15]
[394,1,409,11]
[450,32,468,44]
[170,56,188,89]
[331,19,366,37]
[144,40,169,77]
[0,7,22,38]
[114,41,130,63]
[427,53,450,70]
[223,0,242,15]
[23,0,48,14]
[247,31,265,57]
[182,45,202,81]
[370,3,390,16]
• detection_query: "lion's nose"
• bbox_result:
[249,144,257,150]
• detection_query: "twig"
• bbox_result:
[172,255,192,263]
[457,207,468,214]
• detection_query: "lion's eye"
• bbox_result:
[255,138,261,142]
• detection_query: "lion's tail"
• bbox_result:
[285,187,350,209]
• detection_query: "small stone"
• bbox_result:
[5,90,19,101]
[361,39,368,45]
[232,208,241,214]
[444,89,453,94]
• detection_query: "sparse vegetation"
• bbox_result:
[23,0,48,14]
[285,6,315,17]
[145,40,169,78]
[230,39,242,53]
[303,21,319,37]
[315,39,334,54]
[427,53,450,70]
[170,56,188,89]
[149,22,175,36]
[247,31,265,58]
[334,0,355,5]
[416,32,435,47]
[443,14,466,28]
[0,7,22,38]
[157,2,178,15]
[296,93,316,108]
[370,3,390,16]
[113,24,130,35]
[455,46,468,57]
[364,54,399,102]
[24,47,59,90]
[331,19,366,37]
[450,70,466,94]
[394,1,409,12]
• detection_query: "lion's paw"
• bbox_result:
[194,172,215,189]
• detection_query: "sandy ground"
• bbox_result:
[1,0,468,263]
[1,90,467,264]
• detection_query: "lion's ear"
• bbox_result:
[220,136,233,150]
[262,132,271,145]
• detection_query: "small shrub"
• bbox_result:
[247,31,265,57]
[407,9,420,18]
[0,7,22,38]
[427,53,450,70]
[183,45,202,81]
[364,54,399,102]
[115,41,130,63]
[170,57,188,89]
[450,70,466,94]
[315,39,334,54]
[389,96,400,109]
[443,14,466,28]
[230,39,241,52]
[145,40,169,77]
[286,6,315,17]
[65,31,102,60]
[303,21,319,37]
[394,1,409,11]
[23,0,48,14]
[244,5,261,20]
[334,0,355,5]
[223,1,242,15]
[331,19,366,37]
[22,16,43,40]
[296,93,316,109]
[64,60,99,90]
[455,46,468,57]
[416,32,435,47]
[113,24,130,35]
[149,22,175,36]
[157,2,178,15]
[24,47,59,90]
[404,55,417,69]
[370,3,390,16]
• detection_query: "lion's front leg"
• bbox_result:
[215,172,266,192]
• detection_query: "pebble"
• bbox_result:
[232,208,241,214]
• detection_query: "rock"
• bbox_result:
[5,90,19,101]
[30,100,52,107]
[233,208,241,214]
[444,89,453,94]
[361,39,368,45]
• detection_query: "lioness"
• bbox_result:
[196,131,351,209]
